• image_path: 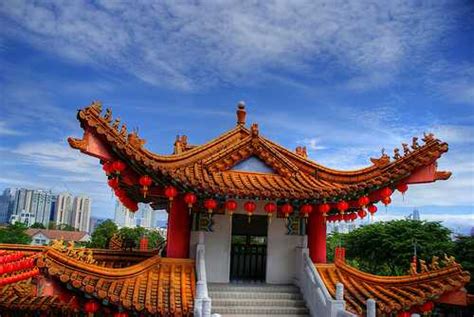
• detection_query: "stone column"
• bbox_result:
[166,195,191,258]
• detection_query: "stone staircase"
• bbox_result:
[209,283,310,317]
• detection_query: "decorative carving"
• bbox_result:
[422,132,435,143]
[411,137,420,150]
[104,108,113,123]
[50,239,96,264]
[419,259,429,273]
[393,148,402,160]
[67,137,88,151]
[128,131,146,149]
[370,148,390,167]
[442,254,456,266]
[89,100,102,113]
[402,143,411,156]
[109,233,123,250]
[173,135,188,154]
[295,146,308,158]
[112,118,121,130]
[250,123,259,137]
[409,257,417,275]
[430,256,440,270]
[120,124,127,138]
[236,101,246,125]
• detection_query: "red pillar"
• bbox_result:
[308,211,327,263]
[166,195,191,258]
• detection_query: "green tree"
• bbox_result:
[453,235,474,293]
[0,223,32,245]
[341,220,453,275]
[30,222,46,229]
[87,219,118,248]
[147,230,165,249]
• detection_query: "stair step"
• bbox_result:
[217,315,309,317]
[209,291,303,300]
[208,284,299,293]
[212,299,306,307]
[212,306,310,315]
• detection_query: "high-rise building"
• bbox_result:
[55,193,73,227]
[29,189,53,226]
[114,201,136,228]
[135,204,152,228]
[71,195,91,232]
[10,188,53,226]
[0,188,15,224]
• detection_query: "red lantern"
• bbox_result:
[111,160,126,174]
[318,203,330,216]
[204,198,218,214]
[244,201,257,222]
[357,209,367,219]
[84,299,100,313]
[420,301,434,312]
[107,177,119,189]
[264,202,277,222]
[164,186,178,208]
[139,175,153,198]
[184,193,198,214]
[337,200,349,214]
[113,313,128,317]
[397,311,411,317]
[343,213,352,222]
[225,200,238,217]
[357,196,370,208]
[300,204,313,219]
[368,204,377,217]
[281,203,294,218]
[380,187,392,198]
[382,196,392,206]
[397,183,408,201]
[102,162,113,175]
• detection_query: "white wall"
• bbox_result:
[190,214,232,283]
[189,200,302,284]
[266,217,302,284]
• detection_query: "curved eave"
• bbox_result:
[316,260,470,316]
[69,103,451,201]
[37,247,196,314]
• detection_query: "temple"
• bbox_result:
[0,101,470,316]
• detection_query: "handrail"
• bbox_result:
[297,247,356,317]
[194,233,211,317]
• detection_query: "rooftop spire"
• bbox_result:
[236,101,246,126]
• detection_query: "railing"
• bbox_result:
[194,233,211,317]
[297,247,356,317]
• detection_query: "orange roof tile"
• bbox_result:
[68,101,451,203]
[36,247,195,315]
[316,258,470,316]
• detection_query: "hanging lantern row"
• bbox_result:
[0,256,35,275]
[0,251,25,264]
[102,160,126,176]
[0,267,39,285]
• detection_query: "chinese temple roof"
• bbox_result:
[0,244,195,315]
[316,250,471,316]
[68,101,451,206]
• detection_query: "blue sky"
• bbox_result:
[0,1,473,233]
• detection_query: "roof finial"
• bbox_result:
[236,101,246,126]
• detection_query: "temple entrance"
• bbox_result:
[230,214,268,282]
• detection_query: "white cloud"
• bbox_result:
[0,1,464,90]
[0,121,22,136]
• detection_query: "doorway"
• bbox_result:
[230,214,268,282]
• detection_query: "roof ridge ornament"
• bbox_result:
[236,101,246,126]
